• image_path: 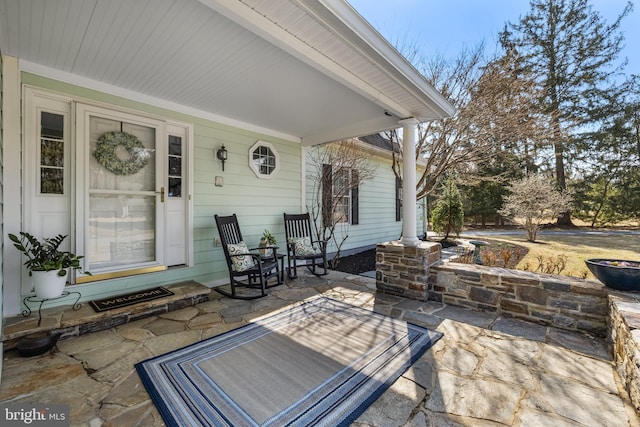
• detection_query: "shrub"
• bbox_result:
[498,174,572,242]
[431,176,464,240]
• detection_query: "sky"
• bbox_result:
[347,0,639,78]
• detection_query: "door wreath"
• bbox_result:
[94,131,149,175]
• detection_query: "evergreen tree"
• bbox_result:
[575,78,640,225]
[431,176,464,240]
[504,0,632,225]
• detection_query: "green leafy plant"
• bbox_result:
[262,230,277,245]
[9,232,90,277]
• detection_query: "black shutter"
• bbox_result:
[395,176,402,221]
[351,170,359,225]
[322,164,332,228]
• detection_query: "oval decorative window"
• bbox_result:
[249,141,279,179]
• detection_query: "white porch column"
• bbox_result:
[399,117,419,246]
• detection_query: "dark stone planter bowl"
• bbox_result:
[585,259,640,291]
[16,332,61,357]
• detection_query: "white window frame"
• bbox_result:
[332,167,352,225]
[22,88,74,292]
[165,121,194,268]
[249,140,279,178]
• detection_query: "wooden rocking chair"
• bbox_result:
[283,212,328,279]
[215,214,281,299]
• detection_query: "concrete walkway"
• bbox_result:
[1,270,638,426]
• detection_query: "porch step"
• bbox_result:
[1,281,211,351]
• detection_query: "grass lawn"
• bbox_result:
[462,230,640,280]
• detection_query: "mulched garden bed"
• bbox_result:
[448,238,528,269]
[331,249,376,275]
[331,238,528,274]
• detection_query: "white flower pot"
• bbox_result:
[31,270,68,299]
[257,238,271,258]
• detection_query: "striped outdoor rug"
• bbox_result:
[135,296,442,427]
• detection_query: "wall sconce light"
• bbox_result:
[216,145,228,171]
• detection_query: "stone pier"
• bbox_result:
[375,241,442,301]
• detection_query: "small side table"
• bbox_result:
[23,291,82,327]
[274,253,285,283]
[259,246,285,284]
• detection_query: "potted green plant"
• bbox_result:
[9,232,90,299]
[259,230,277,257]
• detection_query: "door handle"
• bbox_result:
[157,187,165,203]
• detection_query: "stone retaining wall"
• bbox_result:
[431,261,609,336]
[609,295,640,412]
[376,241,609,336]
[376,240,640,413]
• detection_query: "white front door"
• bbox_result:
[76,104,166,281]
[23,89,192,288]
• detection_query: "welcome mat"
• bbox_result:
[89,287,174,312]
[135,296,442,427]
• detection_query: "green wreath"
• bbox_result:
[94,131,149,175]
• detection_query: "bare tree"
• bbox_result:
[470,33,549,175]
[307,140,376,266]
[499,174,573,242]
[386,46,486,198]
[387,42,547,200]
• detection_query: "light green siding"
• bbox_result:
[349,164,401,250]
[305,144,425,257]
[18,73,302,303]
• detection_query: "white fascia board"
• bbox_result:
[19,61,302,144]
[319,0,456,119]
[198,0,413,119]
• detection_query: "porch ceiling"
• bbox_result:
[0,0,454,145]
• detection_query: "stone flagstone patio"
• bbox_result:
[1,270,638,426]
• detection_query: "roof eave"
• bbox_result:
[316,0,456,120]
[201,0,455,123]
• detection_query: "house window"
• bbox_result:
[249,141,279,178]
[168,135,182,197]
[40,112,65,194]
[322,164,359,226]
[333,168,351,223]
